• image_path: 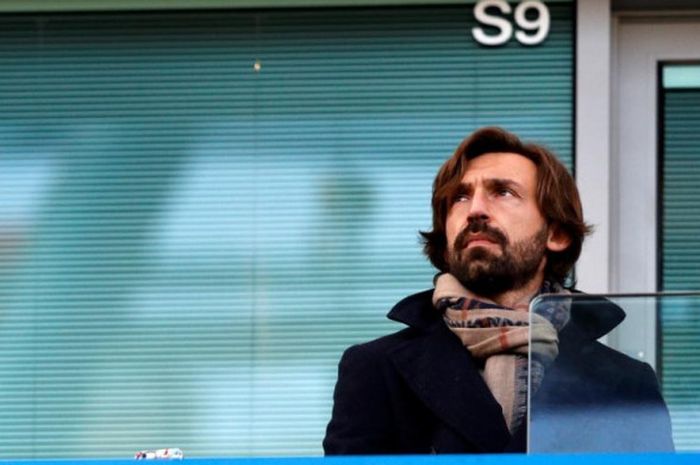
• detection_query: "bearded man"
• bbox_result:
[323,127,674,454]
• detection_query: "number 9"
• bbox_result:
[514,0,550,46]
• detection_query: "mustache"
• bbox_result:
[454,219,508,251]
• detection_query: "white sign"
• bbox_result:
[472,0,551,46]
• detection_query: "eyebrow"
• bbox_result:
[459,177,525,192]
[485,178,525,192]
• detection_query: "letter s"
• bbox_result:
[472,0,513,47]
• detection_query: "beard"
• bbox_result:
[447,219,548,297]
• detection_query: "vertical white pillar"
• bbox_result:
[575,0,612,293]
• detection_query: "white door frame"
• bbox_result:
[609,12,700,368]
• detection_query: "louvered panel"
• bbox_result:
[0,4,573,459]
[661,88,700,451]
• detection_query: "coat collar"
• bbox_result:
[384,288,627,452]
[388,288,627,340]
[387,289,437,330]
[386,289,512,452]
[563,292,626,340]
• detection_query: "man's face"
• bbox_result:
[444,152,555,296]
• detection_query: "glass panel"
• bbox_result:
[527,293,700,453]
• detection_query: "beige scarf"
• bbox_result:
[433,273,568,432]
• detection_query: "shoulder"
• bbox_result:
[338,326,423,369]
[559,294,659,384]
[538,339,674,452]
[579,341,664,399]
[579,340,654,378]
[554,337,664,407]
[325,326,432,454]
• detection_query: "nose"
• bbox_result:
[466,188,490,222]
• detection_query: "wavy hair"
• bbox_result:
[420,127,591,286]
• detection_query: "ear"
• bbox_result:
[546,225,571,252]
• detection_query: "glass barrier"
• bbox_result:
[528,292,700,453]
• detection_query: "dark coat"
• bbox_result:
[323,289,675,454]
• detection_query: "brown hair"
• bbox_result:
[420,127,591,286]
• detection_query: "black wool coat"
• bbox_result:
[323,289,675,454]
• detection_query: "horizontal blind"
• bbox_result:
[662,88,700,451]
[0,5,573,459]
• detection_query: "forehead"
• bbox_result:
[461,152,537,185]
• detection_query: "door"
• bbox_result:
[613,13,700,451]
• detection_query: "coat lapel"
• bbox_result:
[388,321,512,452]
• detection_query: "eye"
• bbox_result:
[453,192,470,203]
[495,187,516,198]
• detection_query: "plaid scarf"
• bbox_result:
[433,273,570,433]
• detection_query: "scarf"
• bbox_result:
[433,273,570,433]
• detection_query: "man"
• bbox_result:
[323,127,674,454]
